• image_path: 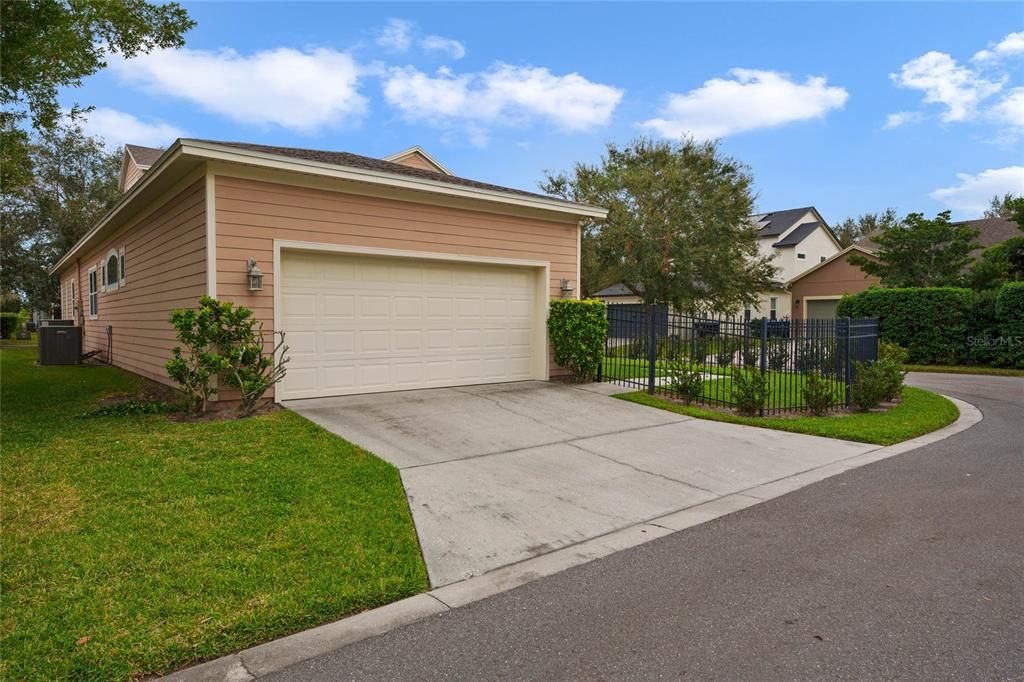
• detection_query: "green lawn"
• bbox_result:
[616,386,958,445]
[0,348,428,680]
[903,364,1024,378]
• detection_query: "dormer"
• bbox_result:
[119,144,164,192]
[382,146,453,175]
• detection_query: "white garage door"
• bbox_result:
[279,250,544,399]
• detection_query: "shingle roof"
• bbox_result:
[772,221,821,248]
[752,206,815,237]
[591,282,642,297]
[858,216,1021,256]
[192,139,566,204]
[125,144,163,167]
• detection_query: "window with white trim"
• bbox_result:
[88,267,98,318]
[769,297,778,321]
[797,252,807,260]
[820,255,827,263]
[744,303,752,321]
[70,279,77,321]
[118,246,126,286]
[105,250,119,291]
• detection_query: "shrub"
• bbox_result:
[0,312,19,339]
[741,341,759,368]
[714,338,738,367]
[667,363,703,404]
[731,368,769,416]
[166,298,232,415]
[79,399,178,418]
[837,288,973,364]
[166,296,290,416]
[850,361,890,411]
[795,339,834,375]
[801,372,835,416]
[878,341,909,365]
[767,339,789,371]
[995,282,1024,368]
[548,299,607,381]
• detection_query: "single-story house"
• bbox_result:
[787,244,880,319]
[50,140,606,402]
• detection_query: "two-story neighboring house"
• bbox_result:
[591,205,843,318]
[746,206,841,320]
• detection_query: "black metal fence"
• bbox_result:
[600,304,879,415]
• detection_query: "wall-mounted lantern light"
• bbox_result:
[247,259,264,291]
[560,278,575,298]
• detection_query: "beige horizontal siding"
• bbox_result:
[214,174,578,379]
[60,179,207,385]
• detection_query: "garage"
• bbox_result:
[806,298,840,319]
[277,248,548,400]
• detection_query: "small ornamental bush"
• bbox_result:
[166,296,290,416]
[731,368,769,416]
[547,299,607,381]
[667,362,703,404]
[0,312,19,339]
[767,339,789,371]
[850,361,890,412]
[878,341,909,365]
[741,342,759,368]
[801,372,835,416]
[795,339,835,375]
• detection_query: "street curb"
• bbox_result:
[162,394,980,681]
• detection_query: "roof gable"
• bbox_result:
[785,244,878,285]
[119,144,164,192]
[753,207,816,237]
[383,146,452,175]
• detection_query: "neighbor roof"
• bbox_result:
[751,206,816,237]
[125,144,162,167]
[195,140,560,203]
[858,216,1020,256]
[591,282,642,297]
[772,221,821,248]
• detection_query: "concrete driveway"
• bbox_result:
[286,381,876,586]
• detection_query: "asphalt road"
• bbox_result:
[268,373,1024,681]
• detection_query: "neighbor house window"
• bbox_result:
[820,255,827,263]
[797,252,807,260]
[770,297,778,321]
[744,303,752,321]
[105,250,119,291]
[88,268,98,318]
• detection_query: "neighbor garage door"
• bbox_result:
[806,298,840,319]
[278,250,544,399]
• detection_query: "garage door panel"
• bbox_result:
[279,251,543,399]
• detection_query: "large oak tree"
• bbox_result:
[541,138,776,314]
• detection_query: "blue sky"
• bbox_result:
[67,2,1023,223]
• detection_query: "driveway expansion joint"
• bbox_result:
[564,440,719,496]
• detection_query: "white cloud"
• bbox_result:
[381,63,623,144]
[638,69,848,140]
[930,166,1024,215]
[884,111,924,129]
[420,35,466,60]
[993,87,1024,128]
[890,51,1004,122]
[109,47,367,132]
[972,30,1024,62]
[74,107,185,148]
[376,19,413,52]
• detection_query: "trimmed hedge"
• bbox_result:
[837,284,1024,367]
[996,282,1024,368]
[0,312,19,339]
[547,299,607,381]
[837,288,973,364]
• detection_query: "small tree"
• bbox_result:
[216,303,290,415]
[848,211,980,287]
[833,209,899,248]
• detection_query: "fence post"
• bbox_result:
[758,317,768,417]
[647,303,657,394]
[841,317,852,407]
